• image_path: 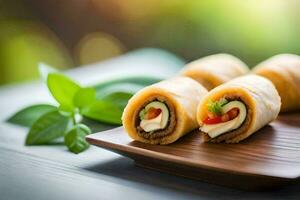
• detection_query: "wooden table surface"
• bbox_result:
[0,50,299,200]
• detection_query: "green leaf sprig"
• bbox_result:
[7,63,163,153]
[207,98,228,116]
[7,104,57,127]
[64,124,91,154]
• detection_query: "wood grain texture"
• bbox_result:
[86,113,300,190]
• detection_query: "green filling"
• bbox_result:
[139,109,147,120]
[207,98,228,115]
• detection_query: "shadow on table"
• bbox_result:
[83,157,300,200]
[277,112,300,127]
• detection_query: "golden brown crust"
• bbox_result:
[197,75,281,143]
[253,54,300,112]
[122,77,208,145]
[181,54,249,90]
[181,70,222,91]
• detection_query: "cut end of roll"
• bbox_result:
[122,76,208,145]
[197,75,281,144]
[135,97,176,141]
[199,96,252,143]
[122,94,178,145]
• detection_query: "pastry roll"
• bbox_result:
[180,54,249,90]
[253,54,300,112]
[197,75,281,143]
[122,77,208,145]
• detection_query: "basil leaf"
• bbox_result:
[64,124,91,154]
[74,87,96,109]
[94,76,161,107]
[47,73,81,110]
[94,76,162,98]
[88,76,161,125]
[7,104,57,127]
[100,91,132,109]
[38,63,59,82]
[81,100,123,125]
[58,104,76,116]
[25,111,72,145]
[95,83,141,99]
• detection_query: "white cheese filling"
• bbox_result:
[200,101,247,138]
[140,101,169,132]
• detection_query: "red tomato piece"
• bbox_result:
[203,116,223,124]
[204,108,240,124]
[145,107,162,120]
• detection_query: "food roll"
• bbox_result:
[253,54,300,112]
[197,75,281,143]
[180,54,249,90]
[122,77,208,145]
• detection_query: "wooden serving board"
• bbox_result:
[86,113,300,190]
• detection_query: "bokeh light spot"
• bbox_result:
[75,32,125,65]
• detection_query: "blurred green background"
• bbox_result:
[1,0,300,85]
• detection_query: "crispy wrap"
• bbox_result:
[122,77,208,144]
[253,54,300,112]
[180,54,249,90]
[197,75,281,143]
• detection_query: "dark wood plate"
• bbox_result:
[86,113,300,190]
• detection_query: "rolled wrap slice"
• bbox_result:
[180,54,249,90]
[253,54,300,112]
[122,77,208,145]
[197,75,281,143]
